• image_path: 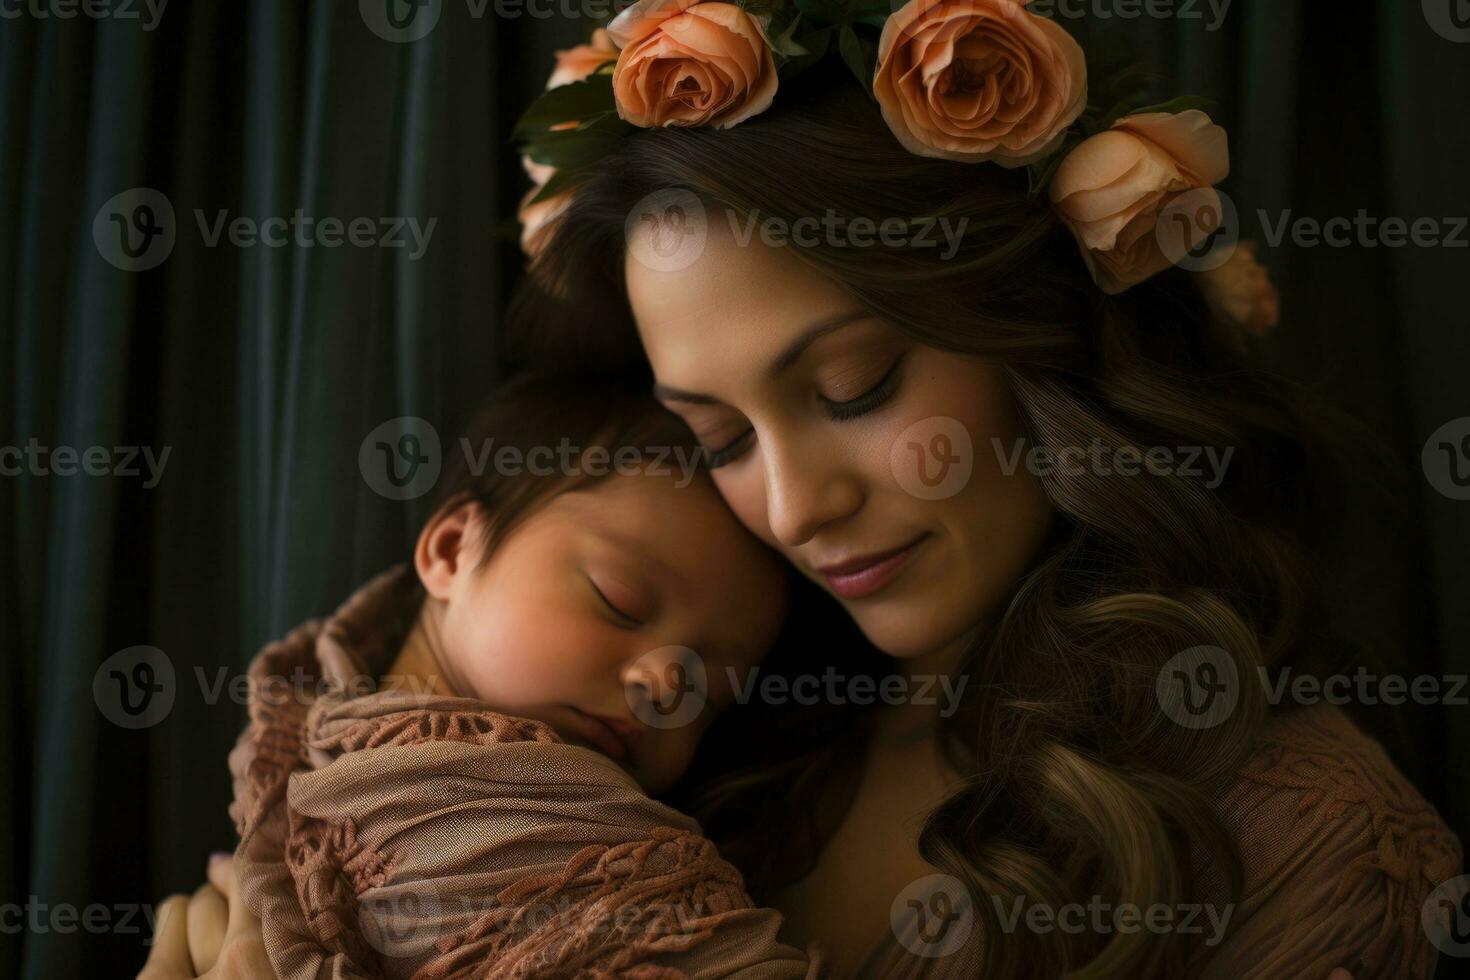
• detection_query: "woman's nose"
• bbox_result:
[761,430,863,548]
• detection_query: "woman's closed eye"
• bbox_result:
[703,355,908,468]
[818,353,906,421]
[706,427,754,469]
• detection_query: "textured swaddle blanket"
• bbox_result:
[228,566,815,979]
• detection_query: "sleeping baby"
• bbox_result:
[227,373,816,979]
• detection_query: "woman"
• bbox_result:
[145,2,1460,976]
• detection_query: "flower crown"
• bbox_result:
[515,0,1277,329]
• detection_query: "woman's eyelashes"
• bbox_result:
[703,355,908,469]
[820,354,906,421]
[705,428,754,469]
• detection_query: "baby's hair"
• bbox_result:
[428,371,705,566]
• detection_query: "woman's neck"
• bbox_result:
[872,627,977,745]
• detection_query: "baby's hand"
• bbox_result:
[138,856,271,979]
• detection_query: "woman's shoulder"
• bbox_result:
[1192,703,1463,979]
[1218,702,1456,853]
[1223,701,1434,799]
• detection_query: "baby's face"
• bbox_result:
[431,470,786,794]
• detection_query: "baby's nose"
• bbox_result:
[621,644,709,729]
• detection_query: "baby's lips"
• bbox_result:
[569,706,643,763]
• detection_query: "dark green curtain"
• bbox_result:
[1,3,1465,977]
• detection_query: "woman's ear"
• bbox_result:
[415,500,481,599]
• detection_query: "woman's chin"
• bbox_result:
[845,599,977,666]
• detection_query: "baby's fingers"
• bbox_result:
[137,895,192,979]
[206,854,259,944]
[187,882,228,973]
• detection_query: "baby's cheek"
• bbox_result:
[447,606,555,705]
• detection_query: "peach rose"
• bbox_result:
[873,0,1087,167]
[607,0,778,129]
[1049,109,1230,294]
[517,183,572,260]
[1196,241,1279,337]
[522,154,555,193]
[522,28,619,187]
[519,27,619,247]
[546,27,618,90]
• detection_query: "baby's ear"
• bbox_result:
[415,499,482,598]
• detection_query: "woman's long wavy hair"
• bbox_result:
[504,59,1387,978]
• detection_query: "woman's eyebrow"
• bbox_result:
[651,383,719,405]
[767,309,875,379]
[650,309,877,405]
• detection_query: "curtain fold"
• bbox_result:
[2,5,581,977]
[1,4,1465,978]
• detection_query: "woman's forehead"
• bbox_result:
[626,216,856,353]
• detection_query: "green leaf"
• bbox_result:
[770,11,808,58]
[838,23,878,99]
[522,123,628,172]
[849,0,897,27]
[1025,135,1082,199]
[570,109,621,131]
[793,0,841,23]
[737,0,788,20]
[778,24,832,79]
[512,72,617,141]
[849,0,897,19]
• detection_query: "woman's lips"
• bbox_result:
[816,534,928,600]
